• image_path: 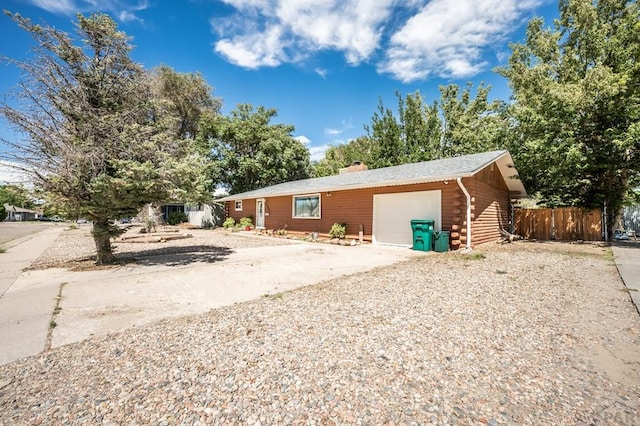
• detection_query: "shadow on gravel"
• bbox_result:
[117,245,234,267]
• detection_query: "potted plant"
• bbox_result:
[239,217,253,231]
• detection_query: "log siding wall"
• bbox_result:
[225,162,512,250]
[464,164,510,246]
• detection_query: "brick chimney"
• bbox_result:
[339,161,368,175]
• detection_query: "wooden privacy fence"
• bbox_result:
[514,208,602,241]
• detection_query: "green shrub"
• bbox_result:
[0,204,6,222]
[223,217,236,229]
[329,223,346,239]
[239,217,253,228]
[167,211,188,225]
[143,217,157,233]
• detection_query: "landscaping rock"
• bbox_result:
[2,241,639,423]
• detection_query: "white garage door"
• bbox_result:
[373,190,441,246]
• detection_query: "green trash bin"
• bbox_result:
[434,231,450,252]
[410,219,434,251]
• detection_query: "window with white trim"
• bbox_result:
[292,194,321,219]
[234,200,243,211]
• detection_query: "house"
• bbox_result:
[139,202,225,228]
[3,203,41,221]
[218,150,527,249]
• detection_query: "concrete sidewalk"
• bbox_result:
[0,226,65,365]
[0,229,423,365]
[0,226,65,296]
[611,241,640,315]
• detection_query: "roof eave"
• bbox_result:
[218,173,476,201]
[493,151,528,198]
[218,150,528,201]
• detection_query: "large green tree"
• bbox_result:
[365,97,404,168]
[398,91,442,163]
[312,136,373,177]
[0,13,211,264]
[318,84,507,174]
[439,83,509,158]
[498,0,640,229]
[0,185,34,209]
[198,104,311,194]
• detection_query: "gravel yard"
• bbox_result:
[2,239,640,424]
[30,225,295,269]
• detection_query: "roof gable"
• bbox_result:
[218,150,527,201]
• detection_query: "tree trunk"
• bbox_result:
[92,219,116,265]
[608,171,629,239]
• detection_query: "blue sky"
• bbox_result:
[0,0,558,183]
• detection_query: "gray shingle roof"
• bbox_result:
[218,150,526,201]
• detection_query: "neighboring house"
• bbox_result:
[219,150,527,250]
[3,203,41,221]
[182,203,225,228]
[622,204,640,235]
[143,202,224,227]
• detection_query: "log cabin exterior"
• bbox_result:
[218,150,527,249]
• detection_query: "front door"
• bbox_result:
[256,199,265,228]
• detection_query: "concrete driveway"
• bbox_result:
[0,229,424,365]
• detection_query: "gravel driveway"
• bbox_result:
[1,238,639,424]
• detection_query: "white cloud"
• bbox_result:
[213,0,543,82]
[325,128,342,136]
[27,0,149,23]
[378,0,543,82]
[294,136,331,161]
[324,118,354,137]
[294,135,311,145]
[308,144,330,162]
[29,0,76,14]
[0,162,32,186]
[315,68,328,79]
[118,11,142,23]
[212,0,395,69]
[215,25,289,68]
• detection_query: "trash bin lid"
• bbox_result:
[410,219,435,224]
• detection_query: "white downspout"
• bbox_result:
[456,177,472,250]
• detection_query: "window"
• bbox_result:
[293,194,321,219]
[234,200,243,211]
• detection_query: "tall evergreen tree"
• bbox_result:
[0,13,211,264]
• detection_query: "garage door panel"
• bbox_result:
[373,190,441,246]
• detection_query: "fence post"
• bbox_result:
[603,202,608,241]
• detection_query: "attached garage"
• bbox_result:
[219,150,527,250]
[372,190,441,245]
